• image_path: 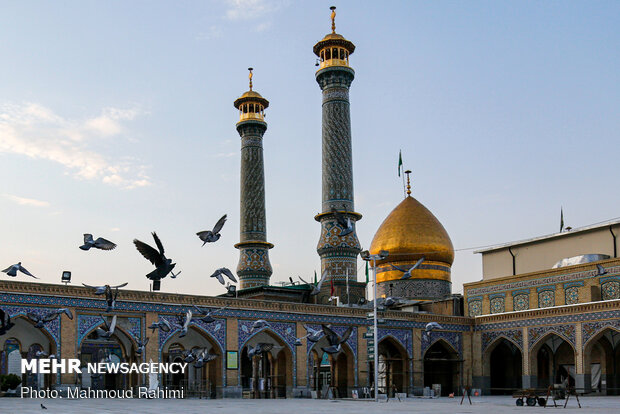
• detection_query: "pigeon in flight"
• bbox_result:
[95,315,117,339]
[0,309,15,335]
[294,335,308,346]
[383,297,400,307]
[104,286,120,313]
[391,256,425,280]
[299,269,328,296]
[303,324,323,342]
[136,337,149,356]
[192,306,226,324]
[171,270,182,279]
[321,324,353,354]
[27,309,73,329]
[250,319,270,333]
[2,262,37,278]
[596,264,608,276]
[82,282,128,295]
[247,343,274,358]
[210,267,237,285]
[425,322,442,332]
[35,350,50,358]
[79,234,117,251]
[330,206,354,236]
[197,214,227,246]
[148,318,172,333]
[193,349,218,368]
[175,310,192,338]
[134,232,176,281]
[181,349,197,363]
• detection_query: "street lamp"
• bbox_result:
[360,249,388,402]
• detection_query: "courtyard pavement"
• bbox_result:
[0,395,618,414]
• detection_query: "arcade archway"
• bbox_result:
[377,337,408,396]
[423,340,459,396]
[308,335,354,398]
[483,337,522,394]
[583,327,620,395]
[529,333,575,389]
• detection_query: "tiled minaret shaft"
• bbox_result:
[314,8,362,299]
[234,69,273,289]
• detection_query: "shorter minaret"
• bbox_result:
[234,69,273,289]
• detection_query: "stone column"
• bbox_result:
[59,307,77,391]
[522,327,533,388]
[574,322,589,393]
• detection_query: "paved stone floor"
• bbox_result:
[0,396,619,414]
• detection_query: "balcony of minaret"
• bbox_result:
[237,101,266,122]
[317,45,350,70]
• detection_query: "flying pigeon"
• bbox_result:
[391,256,425,280]
[35,350,49,358]
[136,337,149,356]
[193,348,218,368]
[299,269,328,296]
[596,264,608,276]
[303,324,323,342]
[247,343,274,358]
[2,262,37,278]
[134,232,176,281]
[210,267,237,285]
[171,270,182,279]
[192,306,226,324]
[95,315,117,339]
[27,309,72,329]
[148,318,172,333]
[250,319,270,333]
[294,335,308,346]
[175,310,192,338]
[425,322,442,332]
[82,282,128,295]
[182,349,196,363]
[383,297,400,307]
[0,309,14,336]
[79,234,117,251]
[197,214,227,246]
[321,324,353,354]
[104,286,120,313]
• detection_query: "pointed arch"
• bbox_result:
[423,337,459,359]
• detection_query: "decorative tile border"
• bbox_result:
[421,330,462,357]
[475,308,620,331]
[528,324,576,348]
[481,329,523,352]
[582,320,620,349]
[3,306,61,352]
[377,328,412,358]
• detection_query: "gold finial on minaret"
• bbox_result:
[330,6,336,34]
[405,170,412,196]
[248,67,253,91]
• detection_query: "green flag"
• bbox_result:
[365,261,369,283]
[560,208,564,232]
[314,270,317,284]
[398,150,403,176]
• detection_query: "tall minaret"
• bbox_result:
[234,68,273,289]
[314,7,362,301]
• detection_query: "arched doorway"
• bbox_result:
[529,333,575,389]
[483,338,522,394]
[583,327,620,395]
[423,340,459,396]
[0,316,57,389]
[309,335,354,398]
[161,326,222,398]
[79,326,137,391]
[240,330,292,398]
[377,337,408,396]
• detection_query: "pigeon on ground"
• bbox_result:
[148,318,172,333]
[175,310,192,338]
[82,283,128,295]
[95,315,117,339]
[596,264,608,276]
[171,270,182,279]
[303,324,323,342]
[134,232,176,281]
[136,337,149,356]
[197,214,227,246]
[0,309,15,335]
[391,256,425,280]
[299,269,328,296]
[321,324,353,354]
[79,234,117,251]
[250,319,270,333]
[210,267,237,285]
[2,262,37,278]
[27,309,73,329]
[192,306,226,324]
[104,286,119,313]
[247,343,274,358]
[41,404,47,409]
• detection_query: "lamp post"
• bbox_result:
[361,249,388,402]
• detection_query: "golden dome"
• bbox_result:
[369,195,454,284]
[233,90,269,110]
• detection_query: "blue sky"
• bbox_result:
[1,1,619,296]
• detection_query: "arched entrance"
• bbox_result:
[583,327,620,395]
[483,338,522,394]
[529,333,575,389]
[423,340,459,396]
[0,316,57,389]
[161,326,222,398]
[79,326,137,391]
[240,329,292,398]
[377,337,408,396]
[308,336,354,398]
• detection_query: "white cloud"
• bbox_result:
[0,102,151,189]
[224,0,287,31]
[3,193,50,208]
